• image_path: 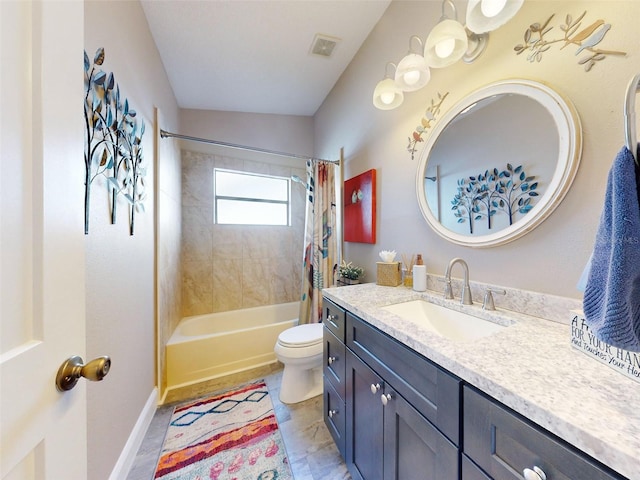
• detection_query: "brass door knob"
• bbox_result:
[55,355,111,392]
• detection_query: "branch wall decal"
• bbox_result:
[514,11,626,71]
[84,47,147,235]
[407,92,449,161]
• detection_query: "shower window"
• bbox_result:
[214,168,291,225]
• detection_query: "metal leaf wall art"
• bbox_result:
[84,47,147,235]
[407,92,449,160]
[451,164,538,234]
[514,11,626,71]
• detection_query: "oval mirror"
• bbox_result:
[416,79,582,247]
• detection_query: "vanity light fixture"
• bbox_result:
[395,36,431,92]
[466,0,524,34]
[424,0,469,68]
[373,0,523,111]
[373,62,404,110]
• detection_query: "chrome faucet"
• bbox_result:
[443,258,473,305]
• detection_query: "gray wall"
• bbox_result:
[85,2,180,478]
[314,0,639,299]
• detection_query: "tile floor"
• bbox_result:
[126,365,352,480]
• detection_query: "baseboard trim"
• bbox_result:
[109,387,158,480]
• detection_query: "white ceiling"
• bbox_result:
[141,0,392,116]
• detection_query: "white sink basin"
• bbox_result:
[382,300,508,342]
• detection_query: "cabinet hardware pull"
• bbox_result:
[523,466,547,480]
[381,393,392,406]
[370,383,381,394]
[327,314,337,322]
[328,356,337,365]
[328,409,338,418]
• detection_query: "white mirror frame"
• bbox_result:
[415,79,582,248]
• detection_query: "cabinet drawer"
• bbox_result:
[324,327,346,398]
[463,386,625,480]
[323,298,346,341]
[324,379,346,458]
[347,313,461,445]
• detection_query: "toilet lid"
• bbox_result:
[278,323,323,348]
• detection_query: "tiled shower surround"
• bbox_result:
[181,150,307,317]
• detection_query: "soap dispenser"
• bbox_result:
[412,254,427,292]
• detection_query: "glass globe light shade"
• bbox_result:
[481,0,508,17]
[424,19,468,68]
[373,78,404,110]
[466,0,524,34]
[380,91,395,104]
[403,70,421,86]
[394,53,430,91]
[435,38,456,58]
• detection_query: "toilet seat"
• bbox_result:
[277,323,323,348]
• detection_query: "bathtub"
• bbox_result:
[166,301,299,388]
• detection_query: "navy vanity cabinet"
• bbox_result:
[381,369,459,480]
[462,386,626,480]
[324,379,345,457]
[324,298,345,340]
[462,455,492,480]
[324,323,346,398]
[345,313,460,480]
[346,352,385,480]
[346,313,461,445]
[323,299,346,457]
[347,341,459,480]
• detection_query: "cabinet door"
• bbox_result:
[462,455,491,480]
[346,351,384,480]
[347,312,460,445]
[383,386,459,480]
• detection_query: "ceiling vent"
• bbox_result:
[310,34,340,58]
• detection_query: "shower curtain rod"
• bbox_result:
[160,129,340,165]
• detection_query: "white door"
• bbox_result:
[1,2,88,479]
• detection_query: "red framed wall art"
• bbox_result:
[344,169,376,243]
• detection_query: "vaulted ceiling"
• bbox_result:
[141,1,391,116]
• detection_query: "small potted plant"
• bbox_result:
[339,260,365,285]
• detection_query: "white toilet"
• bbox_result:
[274,323,324,404]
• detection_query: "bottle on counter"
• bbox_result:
[413,254,427,292]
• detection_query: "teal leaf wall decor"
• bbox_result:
[84,47,147,235]
[451,164,538,234]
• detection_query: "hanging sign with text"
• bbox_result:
[571,312,640,385]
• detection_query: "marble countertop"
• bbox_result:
[323,283,640,480]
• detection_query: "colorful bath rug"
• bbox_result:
[154,380,293,480]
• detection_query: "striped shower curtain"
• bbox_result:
[298,159,338,324]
